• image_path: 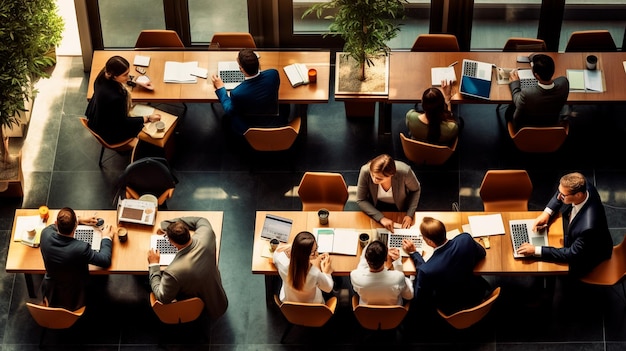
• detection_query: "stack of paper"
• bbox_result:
[467,214,505,237]
[163,61,198,83]
[431,67,456,86]
[566,69,604,92]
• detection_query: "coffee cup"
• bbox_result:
[586,55,598,70]
[117,227,128,243]
[27,228,37,240]
[269,238,279,252]
[39,205,49,222]
[318,208,329,225]
[359,233,370,248]
[308,68,317,83]
[155,121,166,132]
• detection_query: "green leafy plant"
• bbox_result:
[303,0,407,81]
[0,0,64,161]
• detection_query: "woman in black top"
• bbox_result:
[86,56,160,144]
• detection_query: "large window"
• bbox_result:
[560,0,625,51]
[470,0,542,50]
[188,0,249,44]
[99,0,165,48]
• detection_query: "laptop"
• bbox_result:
[376,228,422,257]
[460,59,493,100]
[150,234,177,265]
[517,69,538,89]
[74,225,102,251]
[218,61,245,90]
[117,198,157,226]
[260,214,293,243]
[509,219,548,258]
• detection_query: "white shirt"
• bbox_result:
[377,184,395,204]
[273,250,333,303]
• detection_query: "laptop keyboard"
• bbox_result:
[220,70,244,84]
[155,238,177,254]
[463,61,478,77]
[520,77,538,89]
[75,226,102,251]
[510,223,530,251]
[379,232,422,250]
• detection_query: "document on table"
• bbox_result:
[163,61,198,83]
[431,67,456,86]
[313,228,359,256]
[467,214,505,237]
[566,69,604,92]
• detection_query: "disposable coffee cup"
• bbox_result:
[318,208,329,225]
[155,121,166,132]
[586,55,598,70]
[117,227,128,243]
[308,68,317,83]
[359,233,370,248]
[269,238,279,252]
[27,228,37,240]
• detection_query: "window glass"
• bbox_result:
[560,1,624,51]
[471,1,542,50]
[189,0,249,44]
[99,0,165,48]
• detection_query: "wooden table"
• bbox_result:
[388,51,626,104]
[252,210,568,304]
[87,50,331,104]
[6,209,223,297]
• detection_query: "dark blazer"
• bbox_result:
[40,225,112,311]
[409,233,489,315]
[86,77,144,144]
[509,76,569,131]
[356,160,421,222]
[149,217,228,319]
[215,69,284,134]
[542,180,613,277]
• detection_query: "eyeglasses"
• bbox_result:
[557,191,578,200]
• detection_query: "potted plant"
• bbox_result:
[0,0,63,194]
[303,0,407,84]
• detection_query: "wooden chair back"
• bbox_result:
[479,170,532,212]
[411,34,460,52]
[243,116,301,152]
[135,30,184,49]
[150,293,205,324]
[26,302,85,329]
[400,132,457,166]
[565,30,617,52]
[503,37,547,52]
[274,295,336,327]
[351,295,410,330]
[438,287,501,329]
[507,121,568,153]
[210,32,256,49]
[297,172,349,211]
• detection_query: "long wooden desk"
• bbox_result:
[87,50,331,104]
[6,209,223,297]
[389,51,626,104]
[252,211,568,304]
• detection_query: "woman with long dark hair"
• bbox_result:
[405,80,458,146]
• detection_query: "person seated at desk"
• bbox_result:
[86,55,161,144]
[148,217,228,319]
[506,54,569,131]
[273,231,334,303]
[40,207,114,311]
[356,154,421,232]
[402,217,490,315]
[517,172,613,278]
[405,81,459,146]
[211,49,286,136]
[350,240,413,306]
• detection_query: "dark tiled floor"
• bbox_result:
[2,56,626,349]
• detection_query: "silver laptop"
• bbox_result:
[376,228,422,257]
[518,69,538,89]
[509,219,548,258]
[460,59,493,100]
[260,214,292,243]
[150,234,177,265]
[75,225,102,251]
[218,61,245,90]
[117,198,156,226]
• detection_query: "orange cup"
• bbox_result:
[308,68,317,83]
[39,206,49,222]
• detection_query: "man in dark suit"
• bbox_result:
[211,49,285,135]
[40,207,114,311]
[518,172,613,277]
[402,217,490,315]
[148,217,228,319]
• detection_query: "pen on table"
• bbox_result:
[448,61,458,67]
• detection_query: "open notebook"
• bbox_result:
[313,228,359,256]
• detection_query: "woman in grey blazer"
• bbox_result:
[356,154,421,231]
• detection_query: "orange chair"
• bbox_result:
[479,170,532,212]
[580,236,626,301]
[243,116,301,152]
[79,117,136,167]
[351,295,410,331]
[297,172,349,211]
[507,121,568,153]
[411,34,459,52]
[210,32,256,49]
[150,292,205,324]
[438,287,501,329]
[26,302,85,346]
[274,295,337,343]
[565,30,617,52]
[400,132,457,166]
[503,37,546,52]
[135,30,184,49]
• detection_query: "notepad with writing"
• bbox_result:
[567,69,604,92]
[431,67,456,86]
[313,228,359,256]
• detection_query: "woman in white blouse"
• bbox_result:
[273,231,334,303]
